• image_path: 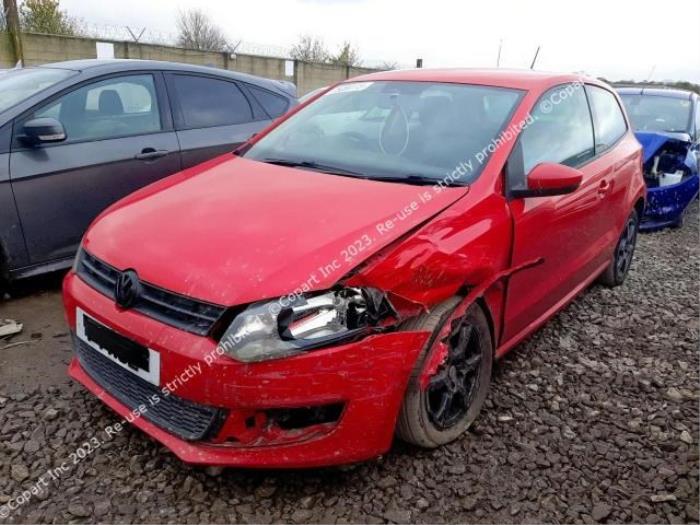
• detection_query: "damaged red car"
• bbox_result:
[63,69,646,468]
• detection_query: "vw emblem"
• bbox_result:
[115,270,141,309]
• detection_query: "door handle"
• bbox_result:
[135,148,169,161]
[597,179,610,197]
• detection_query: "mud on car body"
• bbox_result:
[63,69,646,468]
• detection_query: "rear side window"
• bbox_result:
[518,83,595,175]
[172,75,252,128]
[587,86,627,152]
[248,85,289,118]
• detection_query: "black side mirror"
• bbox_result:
[20,117,66,145]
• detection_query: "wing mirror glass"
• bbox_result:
[511,162,583,198]
[21,117,66,145]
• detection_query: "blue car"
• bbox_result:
[618,87,700,230]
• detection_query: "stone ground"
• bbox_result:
[0,203,698,524]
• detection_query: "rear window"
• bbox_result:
[248,85,289,118]
[587,86,627,152]
[172,74,253,128]
[619,93,692,134]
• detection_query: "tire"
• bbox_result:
[396,298,493,448]
[598,209,639,287]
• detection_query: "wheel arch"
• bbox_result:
[455,284,501,354]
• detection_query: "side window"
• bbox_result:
[28,74,161,143]
[247,85,289,118]
[587,85,627,152]
[171,75,252,128]
[509,83,594,188]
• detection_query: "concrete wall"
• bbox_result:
[0,32,16,66]
[0,32,382,94]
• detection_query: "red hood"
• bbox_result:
[84,156,467,305]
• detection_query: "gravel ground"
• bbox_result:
[0,203,698,524]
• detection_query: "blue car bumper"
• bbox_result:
[641,174,699,231]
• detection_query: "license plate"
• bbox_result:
[76,308,160,386]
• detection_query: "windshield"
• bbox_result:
[245,81,523,184]
[0,68,75,114]
[619,93,692,134]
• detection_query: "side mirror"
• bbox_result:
[511,162,583,198]
[20,117,66,145]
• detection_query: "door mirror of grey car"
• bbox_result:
[20,117,67,146]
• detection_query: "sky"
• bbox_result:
[61,0,700,83]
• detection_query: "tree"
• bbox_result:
[289,34,329,63]
[176,9,229,52]
[19,0,80,36]
[333,41,361,67]
[380,61,399,70]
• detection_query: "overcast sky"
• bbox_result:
[62,0,700,83]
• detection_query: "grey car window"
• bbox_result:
[172,75,253,128]
[247,85,289,118]
[29,74,162,143]
[0,68,75,113]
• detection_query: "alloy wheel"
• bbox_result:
[616,216,637,279]
[425,317,482,430]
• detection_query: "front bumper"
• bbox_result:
[641,175,699,231]
[63,271,428,468]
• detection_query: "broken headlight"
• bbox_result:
[219,288,392,362]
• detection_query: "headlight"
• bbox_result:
[219,287,392,362]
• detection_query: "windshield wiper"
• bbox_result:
[261,159,465,187]
[261,158,367,178]
[363,174,465,187]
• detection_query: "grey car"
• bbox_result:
[0,59,296,281]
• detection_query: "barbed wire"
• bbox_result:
[78,22,409,68]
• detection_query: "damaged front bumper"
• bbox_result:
[641,175,699,231]
[63,272,429,468]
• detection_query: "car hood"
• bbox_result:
[635,131,691,163]
[84,156,468,306]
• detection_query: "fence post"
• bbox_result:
[3,0,23,65]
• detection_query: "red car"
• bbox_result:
[63,69,645,468]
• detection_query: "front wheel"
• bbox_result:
[598,209,638,287]
[396,299,493,448]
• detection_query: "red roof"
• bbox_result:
[352,68,598,91]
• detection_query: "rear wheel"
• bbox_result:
[599,209,638,287]
[396,299,493,448]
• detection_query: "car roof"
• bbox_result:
[38,59,295,97]
[616,86,696,100]
[348,68,602,91]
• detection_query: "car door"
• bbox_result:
[586,84,636,234]
[502,83,612,344]
[165,73,269,169]
[10,72,180,265]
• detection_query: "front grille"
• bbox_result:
[76,338,225,441]
[76,250,226,336]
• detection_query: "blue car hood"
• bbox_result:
[635,131,691,163]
